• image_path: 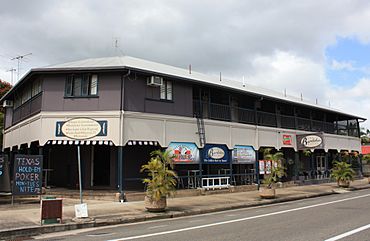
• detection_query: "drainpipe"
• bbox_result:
[118,69,130,202]
[256,150,260,190]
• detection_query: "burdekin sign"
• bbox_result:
[296,133,325,150]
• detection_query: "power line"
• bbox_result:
[11,53,32,81]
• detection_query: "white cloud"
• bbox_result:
[330,60,355,71]
[243,51,330,103]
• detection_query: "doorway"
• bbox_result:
[92,145,111,187]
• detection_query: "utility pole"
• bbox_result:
[11,53,32,81]
[7,68,16,85]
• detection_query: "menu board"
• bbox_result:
[0,155,11,192]
[13,155,43,195]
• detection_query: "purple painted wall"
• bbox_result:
[124,74,193,117]
[42,72,121,111]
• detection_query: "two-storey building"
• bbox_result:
[1,56,365,193]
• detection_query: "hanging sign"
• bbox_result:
[0,155,11,193]
[13,155,43,195]
[232,145,256,164]
[56,118,108,140]
[167,142,200,164]
[297,133,324,150]
[282,135,293,145]
[203,144,230,164]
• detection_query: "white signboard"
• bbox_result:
[75,203,89,218]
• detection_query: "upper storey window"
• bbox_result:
[160,80,172,101]
[65,74,98,97]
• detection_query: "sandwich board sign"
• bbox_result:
[13,155,43,195]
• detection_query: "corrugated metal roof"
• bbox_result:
[2,56,366,120]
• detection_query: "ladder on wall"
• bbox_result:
[196,116,206,147]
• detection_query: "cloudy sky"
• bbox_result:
[1,0,370,127]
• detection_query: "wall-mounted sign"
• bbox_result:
[0,155,11,192]
[232,145,256,164]
[297,133,324,150]
[203,144,230,164]
[167,142,200,164]
[13,155,43,195]
[56,118,108,140]
[282,135,293,145]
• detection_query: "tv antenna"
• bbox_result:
[11,53,32,81]
[112,37,124,56]
[6,68,16,85]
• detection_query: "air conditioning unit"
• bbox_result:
[147,76,163,86]
[2,100,13,108]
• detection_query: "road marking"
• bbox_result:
[87,232,115,237]
[188,219,205,222]
[107,193,370,241]
[325,224,370,241]
[148,225,168,230]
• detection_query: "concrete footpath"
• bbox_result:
[1,179,370,240]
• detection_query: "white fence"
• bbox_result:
[202,177,230,190]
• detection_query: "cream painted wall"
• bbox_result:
[3,111,361,152]
[3,111,121,149]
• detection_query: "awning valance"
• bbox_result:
[46,140,114,146]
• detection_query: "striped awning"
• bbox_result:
[126,140,159,146]
[46,140,114,146]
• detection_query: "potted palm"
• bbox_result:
[259,149,286,199]
[141,150,177,212]
[330,161,355,188]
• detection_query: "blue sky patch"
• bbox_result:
[326,37,370,87]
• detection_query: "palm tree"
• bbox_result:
[141,150,177,211]
[261,148,286,189]
[330,161,355,188]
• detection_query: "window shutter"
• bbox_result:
[73,75,82,96]
[167,80,172,100]
[90,74,98,95]
[160,82,166,99]
[65,76,73,96]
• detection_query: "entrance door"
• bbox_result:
[316,155,326,179]
[92,146,111,187]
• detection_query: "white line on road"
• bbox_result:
[188,219,205,223]
[147,225,168,230]
[107,193,370,241]
[325,224,370,241]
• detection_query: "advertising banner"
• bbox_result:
[167,142,200,164]
[297,133,324,150]
[203,144,230,164]
[232,145,256,164]
[13,155,43,195]
[259,160,265,174]
[0,155,11,193]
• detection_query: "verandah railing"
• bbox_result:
[193,100,338,135]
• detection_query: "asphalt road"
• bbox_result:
[34,189,370,241]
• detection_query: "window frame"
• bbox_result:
[64,73,99,98]
[160,79,173,101]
